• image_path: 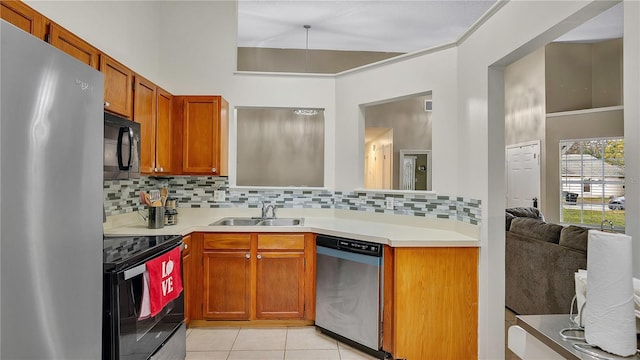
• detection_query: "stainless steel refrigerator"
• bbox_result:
[1,20,104,359]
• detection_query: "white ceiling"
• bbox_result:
[237,1,623,53]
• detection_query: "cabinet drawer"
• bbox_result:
[204,234,251,250]
[257,234,305,250]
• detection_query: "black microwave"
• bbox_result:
[104,112,140,180]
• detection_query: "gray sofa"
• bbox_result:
[505,207,588,315]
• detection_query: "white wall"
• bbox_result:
[335,48,459,193]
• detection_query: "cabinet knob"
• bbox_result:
[104,101,110,107]
[257,254,262,260]
[212,168,217,173]
[245,253,250,259]
[184,244,188,250]
[159,167,164,172]
[153,168,158,172]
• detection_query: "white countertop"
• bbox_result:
[104,208,480,247]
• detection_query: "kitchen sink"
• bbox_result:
[209,217,304,226]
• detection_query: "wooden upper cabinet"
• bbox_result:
[100,54,133,118]
[155,88,173,174]
[47,22,99,69]
[1,0,45,40]
[134,75,157,174]
[181,96,229,175]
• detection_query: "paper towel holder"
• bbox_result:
[569,295,587,328]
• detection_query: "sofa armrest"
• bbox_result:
[505,231,587,315]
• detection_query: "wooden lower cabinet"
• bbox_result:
[256,234,306,319]
[388,247,479,360]
[190,232,314,323]
[203,251,252,320]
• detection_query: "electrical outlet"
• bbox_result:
[213,190,226,202]
[386,197,394,210]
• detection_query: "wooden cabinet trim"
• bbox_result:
[257,234,305,250]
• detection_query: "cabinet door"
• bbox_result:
[100,54,133,118]
[256,234,305,319]
[392,247,478,360]
[203,251,251,320]
[182,96,220,174]
[1,0,45,40]
[155,88,173,174]
[182,235,192,325]
[134,75,157,174]
[256,250,305,319]
[47,22,98,69]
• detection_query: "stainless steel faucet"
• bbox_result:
[261,201,277,219]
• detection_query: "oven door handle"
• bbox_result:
[123,263,146,280]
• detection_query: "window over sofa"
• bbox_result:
[559,137,624,230]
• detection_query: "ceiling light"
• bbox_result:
[294,109,318,116]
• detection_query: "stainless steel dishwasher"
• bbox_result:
[315,235,387,359]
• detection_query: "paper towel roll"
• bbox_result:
[584,230,636,356]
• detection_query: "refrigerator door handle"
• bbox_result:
[116,126,133,170]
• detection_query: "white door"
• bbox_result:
[506,142,540,208]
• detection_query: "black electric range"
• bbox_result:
[103,234,186,360]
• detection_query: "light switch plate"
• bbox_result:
[386,197,394,210]
[213,190,226,202]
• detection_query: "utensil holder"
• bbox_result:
[148,206,165,229]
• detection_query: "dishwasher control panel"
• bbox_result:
[317,235,382,257]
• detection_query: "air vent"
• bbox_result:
[424,100,432,112]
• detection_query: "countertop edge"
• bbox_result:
[104,210,480,248]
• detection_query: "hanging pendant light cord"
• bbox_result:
[304,25,310,72]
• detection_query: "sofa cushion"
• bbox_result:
[509,217,563,244]
[506,207,545,221]
[505,212,517,231]
[559,225,589,253]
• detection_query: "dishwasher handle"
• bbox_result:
[316,245,382,267]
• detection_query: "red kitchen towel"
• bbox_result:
[145,246,183,317]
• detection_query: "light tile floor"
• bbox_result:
[186,326,379,360]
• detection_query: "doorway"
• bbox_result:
[506,141,540,208]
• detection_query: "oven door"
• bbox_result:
[103,248,184,360]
